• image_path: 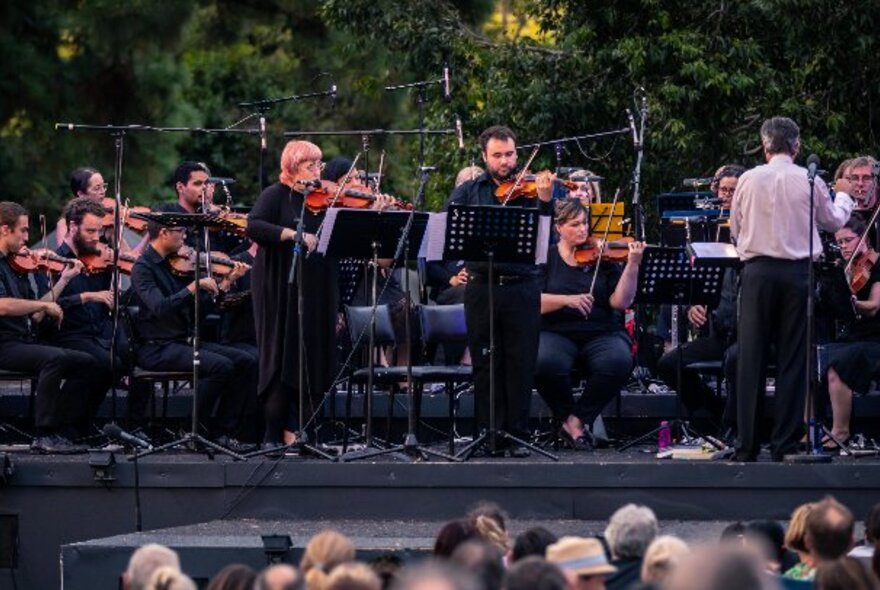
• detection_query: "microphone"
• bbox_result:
[419,166,437,173]
[443,66,451,101]
[570,175,604,183]
[626,109,640,149]
[682,177,714,187]
[455,115,465,152]
[103,423,152,450]
[807,154,820,180]
[329,84,337,111]
[207,177,235,185]
[259,115,267,151]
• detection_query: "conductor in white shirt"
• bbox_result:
[730,116,854,461]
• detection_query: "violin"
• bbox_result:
[102,198,151,233]
[78,244,138,275]
[304,180,412,214]
[848,249,879,294]
[494,171,578,202]
[216,209,248,237]
[573,237,635,266]
[168,250,251,278]
[9,248,78,274]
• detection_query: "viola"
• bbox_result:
[168,250,251,279]
[573,237,635,266]
[102,198,151,233]
[848,249,879,294]
[78,244,138,275]
[9,248,78,274]
[304,180,412,214]
[494,171,578,202]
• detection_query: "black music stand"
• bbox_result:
[436,205,558,461]
[318,209,444,462]
[618,246,728,452]
[128,211,246,461]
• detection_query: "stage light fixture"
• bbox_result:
[261,534,292,564]
[88,450,116,483]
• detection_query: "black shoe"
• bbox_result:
[507,445,531,458]
[730,451,757,462]
[258,442,286,459]
[31,433,88,455]
[212,435,258,454]
[559,427,594,451]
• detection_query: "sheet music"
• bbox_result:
[316,208,340,255]
[425,212,447,261]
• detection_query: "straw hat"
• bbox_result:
[546,537,618,577]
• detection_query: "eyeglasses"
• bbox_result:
[90,183,109,192]
[718,186,737,195]
[301,160,326,172]
[846,175,874,183]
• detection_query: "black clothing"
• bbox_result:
[155,202,242,254]
[219,250,256,345]
[0,253,34,339]
[38,243,112,337]
[605,558,643,590]
[844,262,880,343]
[129,245,201,342]
[446,171,551,439]
[247,182,339,439]
[736,258,809,460]
[425,259,466,303]
[534,248,633,428]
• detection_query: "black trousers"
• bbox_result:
[137,340,257,437]
[657,334,729,420]
[736,258,809,459]
[0,339,104,432]
[464,277,540,438]
[534,330,632,428]
[50,334,119,422]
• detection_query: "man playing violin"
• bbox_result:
[0,201,110,453]
[445,125,555,456]
[534,199,646,449]
[129,218,255,451]
[842,156,879,249]
[819,216,880,448]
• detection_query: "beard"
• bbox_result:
[73,231,100,255]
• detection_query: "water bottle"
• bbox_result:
[658,420,671,450]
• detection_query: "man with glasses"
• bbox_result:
[843,156,879,249]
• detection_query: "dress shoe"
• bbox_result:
[258,442,286,459]
[559,427,594,451]
[212,435,258,454]
[31,433,88,455]
[730,451,757,463]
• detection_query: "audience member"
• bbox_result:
[434,519,480,558]
[744,520,798,573]
[368,554,403,590]
[146,565,197,590]
[663,544,781,590]
[123,543,181,590]
[849,502,880,565]
[450,541,505,590]
[302,531,357,590]
[547,536,617,590]
[511,527,558,562]
[390,561,481,590]
[805,497,855,568]
[814,556,879,590]
[255,563,302,590]
[207,564,257,590]
[784,502,817,580]
[638,535,689,587]
[603,504,658,590]
[326,562,383,590]
[504,556,567,590]
[719,522,745,542]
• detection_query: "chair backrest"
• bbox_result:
[123,305,142,343]
[344,304,396,351]
[417,304,467,345]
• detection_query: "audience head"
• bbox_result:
[434,519,480,558]
[640,535,689,585]
[546,536,617,590]
[805,497,855,563]
[206,564,256,590]
[325,562,382,590]
[450,540,505,590]
[123,543,181,590]
[504,556,567,590]
[864,502,880,545]
[743,520,787,571]
[368,554,402,590]
[390,561,481,590]
[662,544,780,590]
[511,526,558,562]
[455,166,484,187]
[145,565,196,590]
[785,502,816,555]
[719,522,745,542]
[301,530,356,590]
[604,504,659,560]
[814,556,879,590]
[256,563,302,590]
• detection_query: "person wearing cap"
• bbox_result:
[547,536,617,590]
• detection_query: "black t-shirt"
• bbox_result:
[0,254,35,341]
[541,246,624,336]
[848,261,880,342]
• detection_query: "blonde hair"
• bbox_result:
[126,544,181,590]
[640,535,690,583]
[455,166,484,187]
[279,140,322,187]
[145,565,196,590]
[473,514,510,552]
[325,562,382,590]
[301,530,356,590]
[786,502,816,553]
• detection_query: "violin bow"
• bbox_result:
[844,198,880,274]
[588,187,623,296]
[375,150,386,194]
[500,146,541,206]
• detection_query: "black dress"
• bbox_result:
[247,182,339,436]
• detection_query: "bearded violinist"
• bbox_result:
[445,125,554,457]
[820,215,880,448]
[0,202,109,453]
[534,199,645,449]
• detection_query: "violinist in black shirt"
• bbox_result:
[129,218,256,450]
[0,201,106,453]
[534,199,645,449]
[445,125,554,456]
